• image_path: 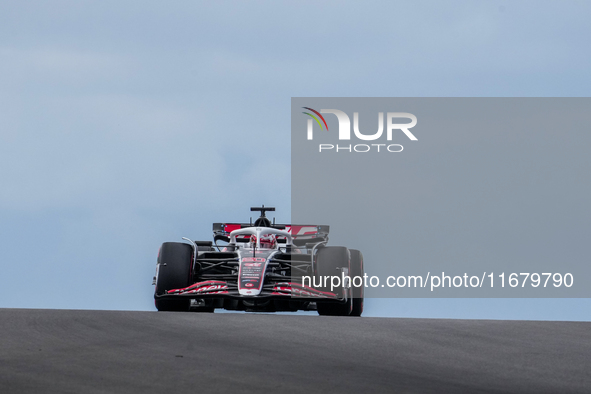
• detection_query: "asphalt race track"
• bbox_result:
[1,309,590,393]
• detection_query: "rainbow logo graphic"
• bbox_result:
[302,107,329,131]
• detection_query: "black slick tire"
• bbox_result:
[154,242,192,312]
[349,249,364,317]
[315,246,352,316]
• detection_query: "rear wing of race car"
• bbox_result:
[212,223,329,247]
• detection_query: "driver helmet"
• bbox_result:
[250,234,277,249]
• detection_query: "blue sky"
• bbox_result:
[1,1,590,319]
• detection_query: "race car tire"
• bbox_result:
[349,249,364,317]
[315,246,352,316]
[154,242,192,312]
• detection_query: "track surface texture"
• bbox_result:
[1,309,590,393]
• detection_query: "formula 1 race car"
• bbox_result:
[152,206,364,316]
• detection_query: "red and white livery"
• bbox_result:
[153,206,364,316]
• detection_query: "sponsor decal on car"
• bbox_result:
[238,257,268,295]
[167,281,229,295]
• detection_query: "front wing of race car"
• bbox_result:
[159,280,341,300]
